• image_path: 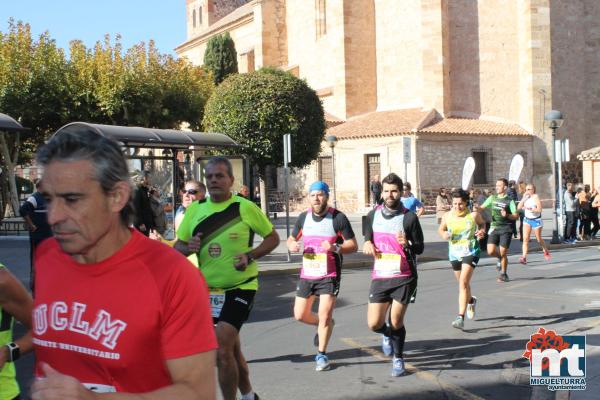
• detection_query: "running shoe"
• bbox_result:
[452,316,464,329]
[313,319,335,347]
[497,273,509,283]
[519,256,527,265]
[391,356,405,377]
[315,354,330,371]
[381,335,393,356]
[466,296,477,320]
[496,260,501,271]
[543,249,551,261]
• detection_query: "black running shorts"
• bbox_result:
[488,228,512,248]
[369,278,417,304]
[296,277,340,298]
[213,288,256,331]
[450,255,480,271]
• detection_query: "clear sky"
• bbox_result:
[0,0,186,56]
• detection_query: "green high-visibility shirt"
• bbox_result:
[0,263,19,400]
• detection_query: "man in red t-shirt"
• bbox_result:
[30,128,217,399]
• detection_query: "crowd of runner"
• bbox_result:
[3,128,599,400]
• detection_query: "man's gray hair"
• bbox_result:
[205,156,234,178]
[36,129,134,225]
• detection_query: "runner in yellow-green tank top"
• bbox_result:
[438,190,486,331]
[1,263,34,400]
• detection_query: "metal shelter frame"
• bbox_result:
[52,123,243,237]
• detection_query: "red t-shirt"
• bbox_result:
[32,229,217,393]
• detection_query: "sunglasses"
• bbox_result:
[182,189,199,195]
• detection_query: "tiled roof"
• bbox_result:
[327,109,431,139]
[577,146,600,160]
[324,111,344,128]
[326,109,531,139]
[420,117,530,136]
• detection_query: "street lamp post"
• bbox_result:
[544,110,564,244]
[326,135,338,208]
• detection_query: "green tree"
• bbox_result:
[0,22,214,217]
[203,32,238,85]
[203,67,325,211]
[0,20,70,215]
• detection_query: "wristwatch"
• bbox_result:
[245,252,254,264]
[333,243,342,254]
[5,342,20,362]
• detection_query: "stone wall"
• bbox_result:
[285,0,347,119]
[375,0,423,110]
[282,134,532,212]
[552,0,600,155]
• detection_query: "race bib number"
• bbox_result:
[302,253,328,278]
[450,240,471,258]
[374,253,402,277]
[83,383,117,393]
[209,289,226,318]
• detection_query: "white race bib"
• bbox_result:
[209,290,226,318]
[374,254,402,277]
[302,253,328,278]
[83,383,117,393]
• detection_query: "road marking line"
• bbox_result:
[340,337,486,400]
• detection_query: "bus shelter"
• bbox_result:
[52,122,242,238]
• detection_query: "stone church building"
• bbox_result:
[176,0,600,211]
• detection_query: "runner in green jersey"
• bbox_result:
[478,178,518,282]
[0,263,33,400]
[175,157,279,400]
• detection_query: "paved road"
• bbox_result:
[245,246,600,400]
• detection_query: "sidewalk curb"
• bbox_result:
[258,256,447,277]
[258,242,599,277]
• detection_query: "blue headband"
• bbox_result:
[309,181,329,195]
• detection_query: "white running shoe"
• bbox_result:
[452,316,464,329]
[466,296,477,320]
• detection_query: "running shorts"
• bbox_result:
[212,288,256,331]
[369,277,417,304]
[524,217,543,229]
[296,277,340,298]
[450,255,479,271]
[488,228,512,248]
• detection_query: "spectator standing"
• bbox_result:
[238,185,250,199]
[370,175,382,207]
[435,188,451,224]
[149,187,167,235]
[591,185,600,239]
[577,185,592,240]
[563,182,577,243]
[19,179,53,292]
[133,171,155,236]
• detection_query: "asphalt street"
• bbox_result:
[245,246,600,400]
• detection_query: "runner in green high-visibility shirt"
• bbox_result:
[175,156,279,400]
[0,263,33,400]
[478,178,518,282]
